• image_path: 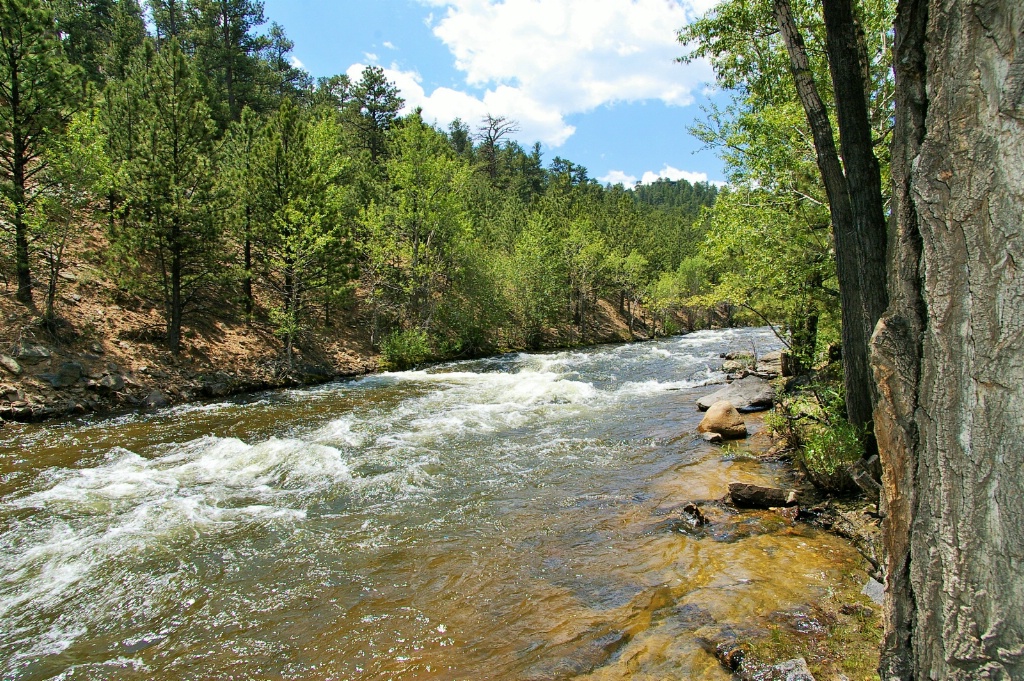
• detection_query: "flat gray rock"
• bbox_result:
[697,375,775,412]
[862,578,885,605]
[771,658,815,681]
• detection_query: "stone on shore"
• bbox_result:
[697,401,748,439]
[697,375,775,412]
[728,482,798,508]
[0,355,22,376]
[143,390,170,409]
[765,658,816,681]
[14,342,51,362]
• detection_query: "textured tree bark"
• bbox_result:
[872,0,1024,677]
[772,0,883,436]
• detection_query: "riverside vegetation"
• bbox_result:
[0,0,723,420]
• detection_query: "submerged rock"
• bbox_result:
[697,376,775,412]
[697,401,748,439]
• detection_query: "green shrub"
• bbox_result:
[799,419,864,493]
[379,328,432,370]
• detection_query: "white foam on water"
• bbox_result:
[378,368,599,446]
[0,434,354,649]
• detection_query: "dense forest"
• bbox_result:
[0,0,721,370]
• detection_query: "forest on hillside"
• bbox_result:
[0,0,721,370]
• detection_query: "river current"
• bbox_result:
[0,328,869,680]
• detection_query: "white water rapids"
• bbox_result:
[0,328,872,681]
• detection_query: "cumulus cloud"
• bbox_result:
[347,63,577,146]
[354,0,714,146]
[639,164,726,186]
[599,166,725,187]
[598,170,638,186]
[289,54,305,70]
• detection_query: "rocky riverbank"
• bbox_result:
[0,285,650,423]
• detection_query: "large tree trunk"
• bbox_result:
[773,0,884,435]
[872,0,1024,677]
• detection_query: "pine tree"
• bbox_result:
[251,98,349,364]
[344,65,403,165]
[103,38,223,352]
[51,0,116,86]
[104,0,146,82]
[0,0,82,304]
[190,0,268,127]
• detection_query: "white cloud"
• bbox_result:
[364,52,379,63]
[347,63,576,146]
[639,164,726,186]
[598,170,638,186]
[289,55,305,70]
[383,41,397,50]
[351,0,714,146]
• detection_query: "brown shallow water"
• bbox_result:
[0,329,874,680]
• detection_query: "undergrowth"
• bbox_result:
[764,364,866,494]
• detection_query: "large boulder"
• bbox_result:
[697,401,748,439]
[697,375,775,412]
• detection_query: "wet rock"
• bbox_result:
[773,505,800,524]
[697,376,775,413]
[14,342,51,362]
[0,355,22,376]
[702,431,724,444]
[681,502,708,525]
[729,483,798,509]
[697,401,748,439]
[202,378,231,397]
[700,629,745,671]
[839,603,875,617]
[142,390,170,409]
[832,509,883,575]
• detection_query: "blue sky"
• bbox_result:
[262,0,726,186]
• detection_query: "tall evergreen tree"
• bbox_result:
[252,98,349,364]
[103,38,222,352]
[190,0,268,127]
[51,0,116,86]
[0,0,82,304]
[104,0,145,81]
[345,65,403,165]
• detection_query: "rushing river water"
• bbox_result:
[0,328,871,680]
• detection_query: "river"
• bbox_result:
[0,328,872,680]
